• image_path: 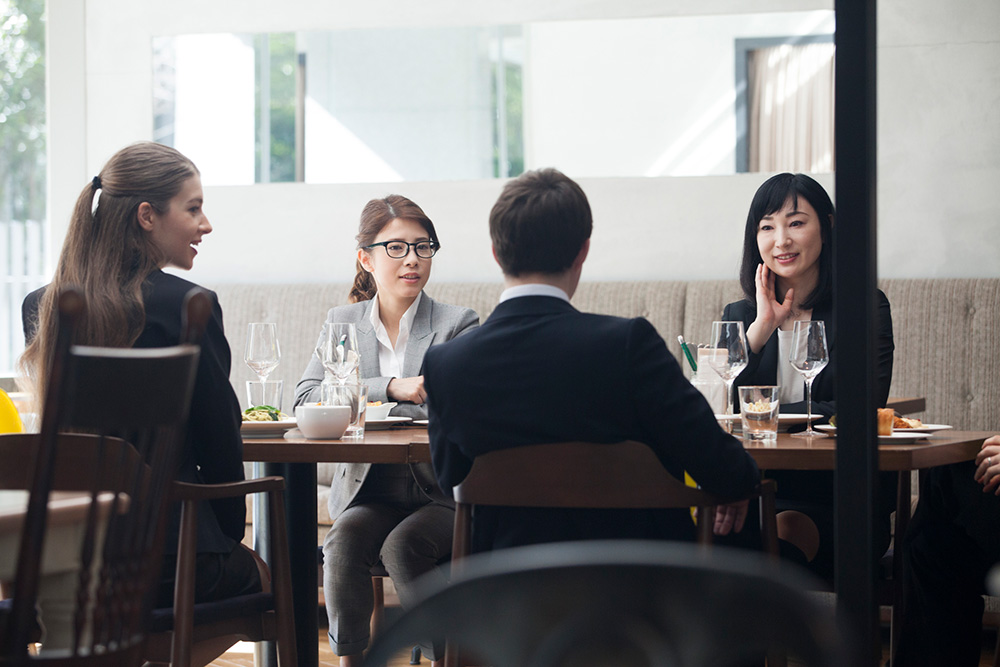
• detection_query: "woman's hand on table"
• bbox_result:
[747,264,793,354]
[387,376,427,404]
[713,499,749,536]
[974,435,1000,494]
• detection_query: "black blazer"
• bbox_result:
[722,290,894,417]
[424,295,760,551]
[23,270,246,554]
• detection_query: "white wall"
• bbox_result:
[45,0,1000,288]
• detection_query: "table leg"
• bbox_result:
[261,461,318,667]
[890,469,912,663]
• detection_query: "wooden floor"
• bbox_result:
[211,641,417,667]
[210,628,999,666]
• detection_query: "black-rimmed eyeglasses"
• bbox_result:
[365,240,439,259]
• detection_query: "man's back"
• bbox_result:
[425,293,759,550]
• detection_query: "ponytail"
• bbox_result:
[349,260,377,303]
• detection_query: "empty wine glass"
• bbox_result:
[244,323,281,383]
[707,321,749,429]
[789,320,830,438]
[316,322,360,386]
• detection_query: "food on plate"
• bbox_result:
[877,408,894,436]
[893,415,924,429]
[827,411,924,433]
[367,401,383,407]
[243,405,289,422]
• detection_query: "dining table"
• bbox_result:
[242,425,431,667]
[0,489,120,653]
[243,423,992,667]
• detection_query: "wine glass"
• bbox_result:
[789,320,829,438]
[244,323,281,383]
[316,322,360,386]
[707,321,749,428]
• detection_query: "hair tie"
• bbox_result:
[91,175,102,216]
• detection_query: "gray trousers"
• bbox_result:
[322,464,452,658]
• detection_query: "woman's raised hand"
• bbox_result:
[387,375,427,405]
[974,435,1000,494]
[747,263,794,353]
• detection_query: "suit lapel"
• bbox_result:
[354,301,380,379]
[404,295,435,377]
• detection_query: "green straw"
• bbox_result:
[677,335,697,373]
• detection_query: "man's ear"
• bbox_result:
[491,245,500,266]
[137,202,156,232]
[573,238,591,270]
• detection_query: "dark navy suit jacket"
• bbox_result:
[424,295,760,551]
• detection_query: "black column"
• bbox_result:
[834,0,880,663]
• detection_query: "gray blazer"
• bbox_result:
[294,292,479,520]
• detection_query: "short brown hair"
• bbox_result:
[489,168,592,277]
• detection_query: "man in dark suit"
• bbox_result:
[423,168,760,551]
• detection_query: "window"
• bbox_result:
[152,26,525,185]
[0,0,47,375]
[735,35,835,173]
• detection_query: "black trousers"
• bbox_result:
[156,541,262,608]
[894,461,1000,667]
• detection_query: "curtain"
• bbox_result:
[748,42,835,173]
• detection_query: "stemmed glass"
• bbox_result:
[316,322,360,386]
[707,321,749,429]
[789,320,829,438]
[244,323,281,383]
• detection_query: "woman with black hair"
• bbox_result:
[722,172,895,579]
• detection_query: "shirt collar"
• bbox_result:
[499,283,571,304]
[369,291,423,338]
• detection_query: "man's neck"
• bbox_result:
[504,271,579,298]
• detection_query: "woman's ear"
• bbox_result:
[137,202,156,232]
[358,248,375,273]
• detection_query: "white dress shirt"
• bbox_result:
[498,283,571,304]
[370,291,422,378]
[777,328,805,403]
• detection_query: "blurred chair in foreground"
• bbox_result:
[365,540,850,667]
[0,287,206,663]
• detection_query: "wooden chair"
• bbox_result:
[141,311,297,666]
[450,440,778,567]
[446,439,779,667]
[144,475,296,667]
[0,287,207,664]
[365,540,850,667]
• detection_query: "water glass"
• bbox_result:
[246,380,284,413]
[322,383,368,439]
[739,385,779,442]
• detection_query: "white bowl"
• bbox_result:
[294,404,351,439]
[365,402,397,421]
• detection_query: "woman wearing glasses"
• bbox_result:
[295,195,478,667]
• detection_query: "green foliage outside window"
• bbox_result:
[0,0,46,222]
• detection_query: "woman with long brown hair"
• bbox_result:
[20,142,260,612]
[295,195,478,667]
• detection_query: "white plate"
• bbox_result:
[364,416,413,431]
[814,424,931,444]
[776,413,815,432]
[412,419,429,426]
[714,413,740,421]
[241,419,297,438]
[894,423,953,434]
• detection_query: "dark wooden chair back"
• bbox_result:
[0,287,208,664]
[366,540,850,667]
[451,440,778,564]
